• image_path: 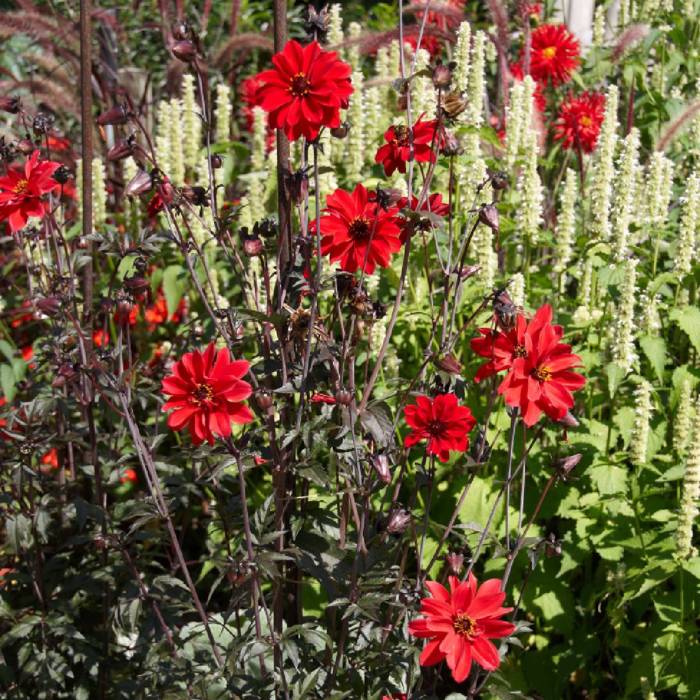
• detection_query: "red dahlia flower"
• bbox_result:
[528,24,580,86]
[404,393,476,463]
[553,91,606,153]
[375,117,443,176]
[409,574,516,682]
[471,304,563,383]
[497,309,585,426]
[314,183,402,274]
[0,150,61,232]
[254,39,353,141]
[162,342,253,445]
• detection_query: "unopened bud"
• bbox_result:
[52,165,71,185]
[330,122,350,139]
[371,453,391,484]
[478,204,500,232]
[107,139,135,161]
[441,131,463,157]
[557,411,580,428]
[386,508,412,535]
[123,275,150,294]
[441,90,468,119]
[554,453,582,480]
[335,389,353,406]
[490,171,509,191]
[125,170,152,197]
[435,353,462,375]
[432,63,453,89]
[446,551,464,574]
[96,104,129,126]
[243,237,264,256]
[181,185,208,206]
[210,154,223,169]
[35,296,61,317]
[0,96,20,114]
[172,40,197,63]
[255,392,273,411]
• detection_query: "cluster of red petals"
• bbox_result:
[254,39,353,141]
[527,24,580,87]
[553,91,606,153]
[162,342,253,445]
[404,392,476,463]
[40,448,59,470]
[310,393,336,405]
[409,574,516,682]
[375,117,443,177]
[120,467,138,484]
[0,151,61,232]
[416,0,467,31]
[314,183,402,274]
[144,290,186,327]
[472,304,585,427]
[239,75,276,150]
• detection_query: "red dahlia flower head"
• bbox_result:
[313,183,403,274]
[471,303,564,383]
[496,305,585,426]
[554,91,606,153]
[0,150,61,232]
[161,342,253,445]
[404,393,476,463]
[254,39,353,142]
[528,24,580,86]
[375,117,443,176]
[409,574,516,682]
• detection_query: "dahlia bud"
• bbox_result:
[446,551,464,574]
[330,122,350,139]
[554,453,583,480]
[0,96,20,114]
[435,353,462,375]
[35,296,62,317]
[96,104,129,126]
[286,169,309,204]
[431,62,453,90]
[125,170,153,197]
[115,298,135,325]
[385,508,412,535]
[255,392,273,411]
[209,154,223,169]
[172,40,197,63]
[334,389,353,406]
[478,203,500,232]
[107,138,135,162]
[371,453,391,484]
[52,165,71,185]
[490,171,509,191]
[558,411,580,428]
[441,131,463,157]
[243,237,264,257]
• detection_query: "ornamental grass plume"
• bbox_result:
[611,258,638,374]
[554,169,578,275]
[611,128,640,261]
[630,379,653,466]
[408,575,516,682]
[676,398,700,559]
[590,85,619,240]
[674,379,695,457]
[676,171,700,276]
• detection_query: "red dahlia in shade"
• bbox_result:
[496,306,586,426]
[254,39,353,142]
[553,91,606,153]
[314,183,402,274]
[404,393,476,463]
[528,24,580,86]
[375,116,443,176]
[161,342,253,445]
[471,304,563,384]
[408,574,516,682]
[0,150,61,232]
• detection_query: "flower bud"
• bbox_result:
[441,131,463,157]
[0,96,20,114]
[435,352,462,375]
[446,551,464,574]
[554,453,582,480]
[432,62,453,90]
[330,122,350,139]
[123,275,149,294]
[557,411,580,428]
[371,453,391,484]
[386,508,411,535]
[115,298,135,325]
[243,237,264,257]
[335,389,353,406]
[478,203,500,232]
[125,170,152,197]
[286,169,308,204]
[96,104,129,126]
[35,296,62,317]
[52,165,71,185]
[255,392,273,411]
[490,171,509,191]
[210,154,223,169]
[107,139,135,161]
[172,40,197,63]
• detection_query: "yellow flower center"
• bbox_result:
[453,612,477,638]
[532,365,552,382]
[579,115,593,127]
[13,179,29,195]
[192,383,214,404]
[289,72,311,97]
[542,46,557,60]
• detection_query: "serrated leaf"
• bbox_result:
[588,464,627,495]
[670,306,700,354]
[639,335,667,381]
